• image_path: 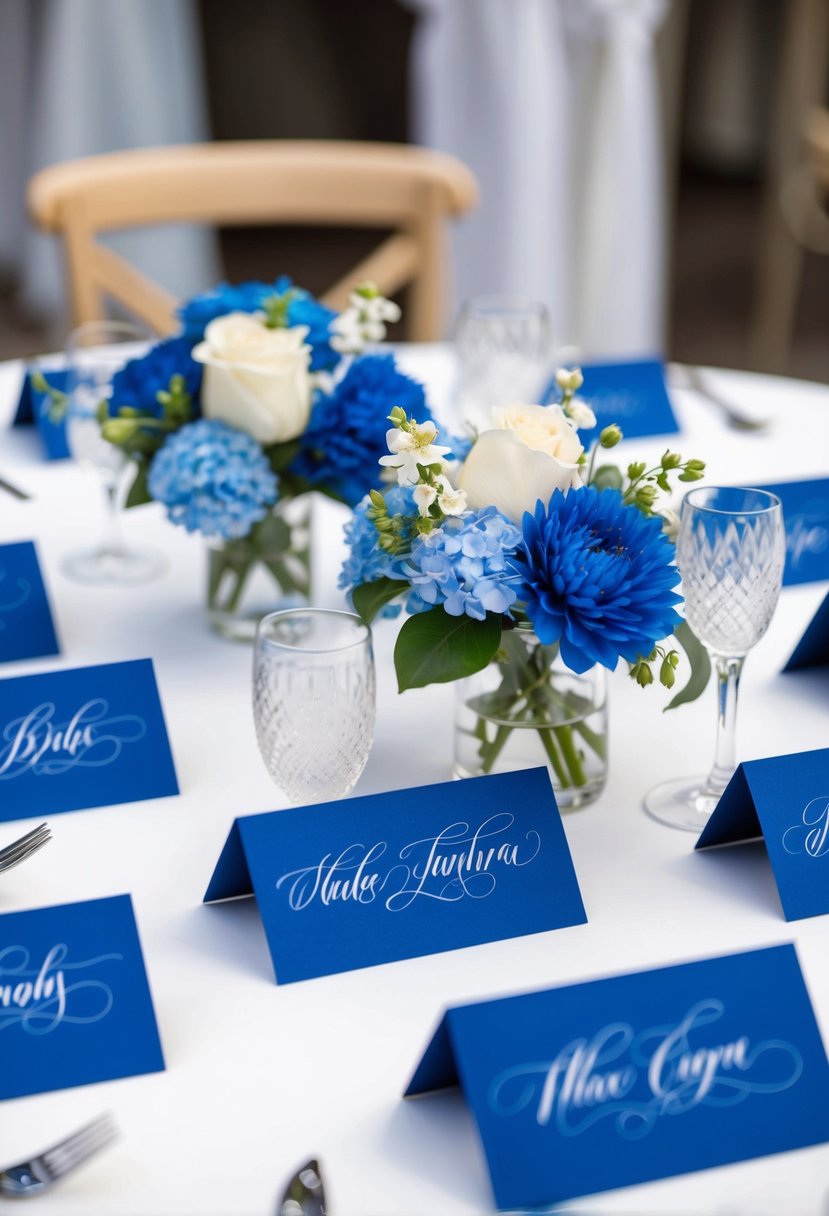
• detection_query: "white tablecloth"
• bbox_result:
[0,347,827,1216]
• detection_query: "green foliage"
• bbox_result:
[664,620,712,711]
[351,577,405,625]
[394,609,503,692]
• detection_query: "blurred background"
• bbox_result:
[0,0,827,378]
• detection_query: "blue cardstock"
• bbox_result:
[405,944,829,1209]
[0,893,164,1099]
[545,358,680,443]
[696,748,829,921]
[204,767,587,985]
[0,658,179,822]
[755,477,829,586]
[14,369,71,460]
[0,541,60,664]
[784,590,829,671]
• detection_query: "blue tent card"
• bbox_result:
[204,767,587,985]
[0,894,165,1099]
[696,748,829,921]
[404,944,829,1209]
[0,541,60,663]
[784,590,829,671]
[755,477,829,585]
[546,358,680,443]
[0,658,178,822]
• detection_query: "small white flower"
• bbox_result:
[660,507,680,543]
[566,396,597,430]
[436,477,468,516]
[413,483,438,517]
[329,311,364,355]
[555,367,584,393]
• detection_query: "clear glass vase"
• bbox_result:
[206,496,312,642]
[453,628,608,810]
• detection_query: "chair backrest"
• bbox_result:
[27,140,478,340]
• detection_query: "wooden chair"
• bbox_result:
[27,140,479,340]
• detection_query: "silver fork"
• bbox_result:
[0,823,51,875]
[0,1114,118,1197]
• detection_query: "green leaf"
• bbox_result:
[351,577,405,625]
[664,620,712,711]
[590,464,624,491]
[266,438,302,474]
[394,609,503,692]
[124,463,152,509]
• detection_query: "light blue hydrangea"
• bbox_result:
[148,419,278,540]
[404,507,523,621]
[339,486,413,619]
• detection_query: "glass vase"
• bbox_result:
[206,496,312,642]
[453,627,608,810]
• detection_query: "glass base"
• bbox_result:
[62,544,167,586]
[643,775,723,834]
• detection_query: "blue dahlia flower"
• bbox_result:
[405,507,523,621]
[148,419,278,540]
[339,486,414,619]
[512,486,682,673]
[293,354,433,507]
[110,337,202,418]
[178,277,338,372]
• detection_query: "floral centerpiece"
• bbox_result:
[97,279,432,638]
[341,370,709,808]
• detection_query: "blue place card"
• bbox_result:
[0,541,60,664]
[546,358,680,443]
[784,590,829,671]
[13,369,70,460]
[204,767,587,985]
[696,749,829,921]
[755,477,829,585]
[0,894,164,1099]
[0,658,179,822]
[405,944,829,1209]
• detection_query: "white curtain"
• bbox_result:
[408,0,670,356]
[0,0,218,323]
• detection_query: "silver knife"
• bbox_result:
[278,1158,327,1216]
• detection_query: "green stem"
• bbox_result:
[478,723,514,774]
[574,719,606,760]
[555,725,587,786]
[537,728,571,788]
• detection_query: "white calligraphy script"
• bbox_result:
[275,813,542,912]
[0,699,146,779]
[0,943,123,1035]
[786,512,828,571]
[782,796,829,859]
[0,566,30,630]
[488,998,802,1139]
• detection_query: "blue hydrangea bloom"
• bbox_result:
[148,419,278,540]
[511,486,682,673]
[404,507,523,621]
[339,486,414,619]
[110,337,202,418]
[293,354,433,507]
[178,277,338,372]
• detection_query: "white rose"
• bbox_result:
[192,312,312,444]
[458,402,584,523]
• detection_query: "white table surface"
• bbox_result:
[0,346,827,1216]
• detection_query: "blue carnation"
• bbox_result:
[293,354,433,507]
[178,277,338,372]
[110,337,202,418]
[405,507,523,621]
[148,419,278,540]
[511,486,682,673]
[339,486,413,619]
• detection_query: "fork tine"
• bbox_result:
[0,824,50,862]
[42,1115,117,1180]
[0,831,51,873]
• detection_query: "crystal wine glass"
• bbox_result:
[63,320,166,585]
[644,486,785,832]
[454,296,553,432]
[253,609,376,804]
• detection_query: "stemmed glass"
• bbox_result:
[644,486,785,832]
[253,609,376,805]
[63,320,166,585]
[454,296,553,432]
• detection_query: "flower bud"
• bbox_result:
[599,424,622,448]
[661,451,681,469]
[555,367,584,393]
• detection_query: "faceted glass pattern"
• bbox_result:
[253,609,376,804]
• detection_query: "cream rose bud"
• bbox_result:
[192,313,312,445]
[458,402,584,523]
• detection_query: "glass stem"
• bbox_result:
[702,654,744,798]
[101,478,122,553]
